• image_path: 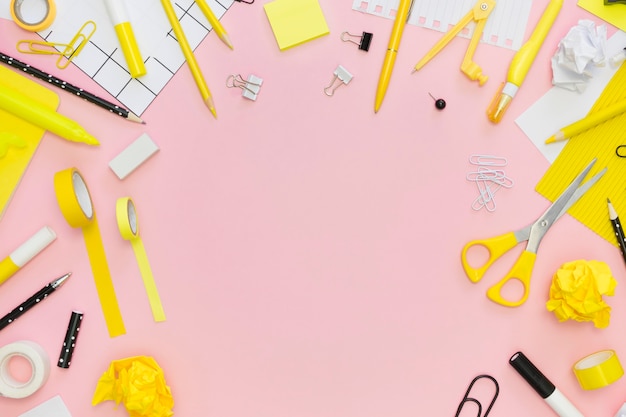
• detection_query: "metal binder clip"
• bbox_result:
[226,74,263,101]
[455,375,499,417]
[234,0,254,3]
[341,31,372,51]
[324,65,353,96]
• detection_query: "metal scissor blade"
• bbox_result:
[526,159,605,251]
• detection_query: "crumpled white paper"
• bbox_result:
[551,20,607,92]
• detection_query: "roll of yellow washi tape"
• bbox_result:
[10,0,56,32]
[573,350,624,390]
[54,168,126,338]
[116,197,166,322]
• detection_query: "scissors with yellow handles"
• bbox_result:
[461,159,606,307]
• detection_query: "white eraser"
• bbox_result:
[109,133,159,180]
[614,403,626,417]
[10,226,57,267]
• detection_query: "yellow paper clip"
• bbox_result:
[16,20,96,69]
[412,0,495,85]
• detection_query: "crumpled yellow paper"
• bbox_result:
[92,356,174,417]
[546,260,616,328]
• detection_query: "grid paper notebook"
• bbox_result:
[35,0,234,116]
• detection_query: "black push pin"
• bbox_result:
[428,93,446,110]
[341,31,373,52]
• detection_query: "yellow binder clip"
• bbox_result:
[412,0,495,85]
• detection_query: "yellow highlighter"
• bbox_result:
[0,82,98,146]
[104,0,146,78]
[487,0,563,123]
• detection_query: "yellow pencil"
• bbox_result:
[546,98,626,143]
[195,0,233,50]
[0,83,98,145]
[160,0,217,118]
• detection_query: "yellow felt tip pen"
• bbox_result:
[104,0,146,78]
[487,0,563,123]
[0,82,98,146]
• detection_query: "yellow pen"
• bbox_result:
[0,83,98,146]
[104,0,146,78]
[195,0,233,50]
[487,0,563,123]
[374,0,413,113]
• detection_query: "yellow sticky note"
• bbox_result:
[264,0,330,51]
[578,0,626,32]
[0,66,59,221]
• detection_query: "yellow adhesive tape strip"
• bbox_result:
[116,197,166,322]
[54,168,126,337]
[574,349,624,390]
[10,0,56,32]
[0,340,50,398]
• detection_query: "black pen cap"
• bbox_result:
[57,310,83,368]
[509,351,555,399]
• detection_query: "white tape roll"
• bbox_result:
[0,341,50,399]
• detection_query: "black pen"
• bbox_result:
[0,51,144,124]
[607,198,626,266]
[0,272,71,331]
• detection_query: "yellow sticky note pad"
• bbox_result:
[0,66,59,221]
[578,0,626,32]
[264,0,330,51]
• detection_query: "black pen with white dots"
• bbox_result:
[0,272,71,331]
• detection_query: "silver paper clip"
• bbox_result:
[341,31,373,51]
[324,65,353,96]
[226,74,263,101]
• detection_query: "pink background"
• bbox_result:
[1,1,625,416]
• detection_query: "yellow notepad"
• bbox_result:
[264,0,330,51]
[536,62,626,246]
[577,0,626,32]
[0,66,59,221]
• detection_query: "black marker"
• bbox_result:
[509,352,585,417]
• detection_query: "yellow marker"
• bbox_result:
[0,82,98,146]
[116,197,166,322]
[54,168,126,338]
[195,0,233,49]
[104,0,146,78]
[160,0,217,117]
[546,98,626,143]
[0,227,56,286]
[487,0,563,123]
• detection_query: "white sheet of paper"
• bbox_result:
[18,395,72,417]
[515,30,626,164]
[351,0,532,50]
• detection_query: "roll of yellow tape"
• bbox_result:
[116,197,166,322]
[574,350,624,390]
[10,0,56,32]
[54,168,126,338]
